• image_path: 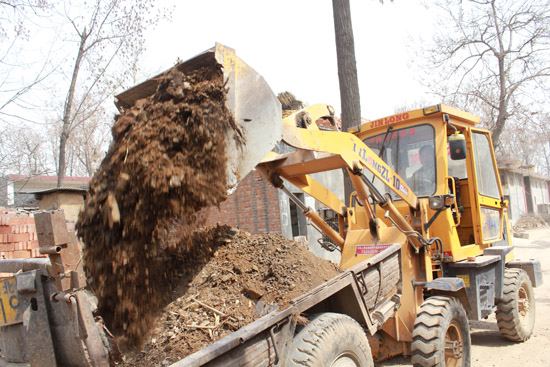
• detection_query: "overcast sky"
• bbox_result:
[142,0,436,120]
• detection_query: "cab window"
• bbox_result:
[472,132,500,198]
[364,125,436,198]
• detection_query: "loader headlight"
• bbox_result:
[423,105,441,115]
[429,194,454,210]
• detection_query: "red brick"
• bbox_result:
[12,250,31,259]
[30,248,45,258]
[7,233,30,243]
[27,240,39,249]
[0,243,15,251]
[7,217,34,225]
[0,226,14,234]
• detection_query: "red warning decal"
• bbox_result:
[355,244,393,255]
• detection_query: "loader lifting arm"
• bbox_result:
[256,104,425,252]
[275,104,417,207]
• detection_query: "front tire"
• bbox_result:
[286,312,374,367]
[411,296,471,367]
[495,268,535,342]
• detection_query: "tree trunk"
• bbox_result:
[489,0,506,150]
[332,0,361,205]
[57,28,87,187]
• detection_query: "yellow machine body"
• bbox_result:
[258,103,513,359]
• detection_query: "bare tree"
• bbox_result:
[72,107,110,176]
[0,0,49,40]
[418,0,550,149]
[55,0,165,187]
[532,112,550,175]
[0,126,51,175]
[332,0,361,132]
[0,1,56,123]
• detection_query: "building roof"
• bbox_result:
[8,175,91,183]
[498,166,550,181]
[32,187,88,198]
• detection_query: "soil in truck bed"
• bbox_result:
[120,226,341,366]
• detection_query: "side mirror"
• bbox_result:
[449,133,467,160]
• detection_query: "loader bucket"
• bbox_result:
[115,43,282,190]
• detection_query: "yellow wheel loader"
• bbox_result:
[0,44,542,367]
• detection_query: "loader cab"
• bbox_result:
[354,105,510,262]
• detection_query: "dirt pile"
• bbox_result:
[513,214,550,232]
[76,65,241,345]
[121,227,341,366]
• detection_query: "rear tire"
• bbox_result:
[411,296,471,367]
[495,268,535,342]
[286,312,374,367]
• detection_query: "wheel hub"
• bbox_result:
[445,339,463,359]
[444,320,464,366]
[518,286,530,319]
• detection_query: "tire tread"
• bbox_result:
[411,296,470,367]
[495,268,535,342]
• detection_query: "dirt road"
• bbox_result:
[378,227,550,366]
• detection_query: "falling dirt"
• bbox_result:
[120,227,342,366]
[76,65,241,346]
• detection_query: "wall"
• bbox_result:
[500,170,527,225]
[203,170,282,234]
[499,167,550,223]
[202,167,344,264]
[531,176,549,214]
[38,192,85,222]
[280,169,344,264]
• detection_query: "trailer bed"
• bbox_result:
[173,244,402,367]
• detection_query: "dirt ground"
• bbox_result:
[378,226,550,367]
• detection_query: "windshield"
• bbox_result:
[363,124,436,198]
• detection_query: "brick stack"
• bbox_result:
[0,210,43,260]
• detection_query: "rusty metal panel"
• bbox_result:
[74,291,109,367]
[34,210,71,247]
[206,329,277,367]
[41,279,87,367]
[0,258,51,276]
[207,319,296,367]
[35,210,86,291]
[0,322,27,363]
[16,270,58,367]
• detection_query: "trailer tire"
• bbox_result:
[286,312,373,367]
[411,296,470,367]
[495,268,535,342]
